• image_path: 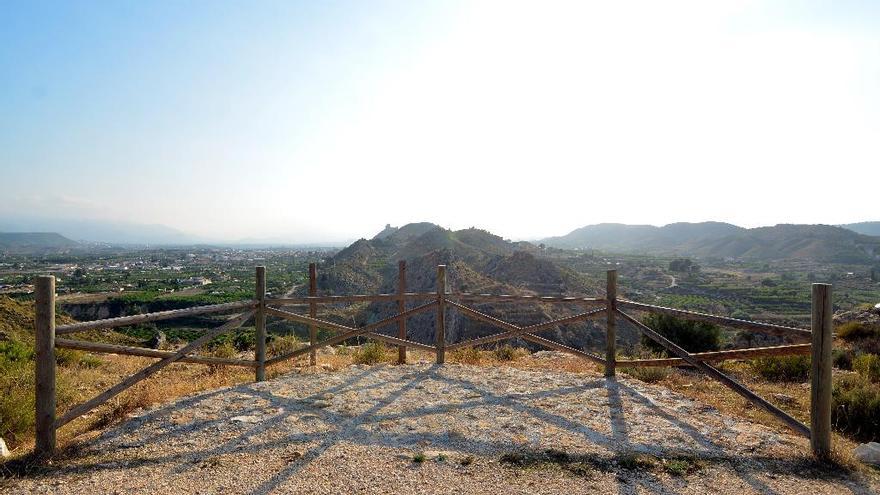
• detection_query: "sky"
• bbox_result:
[1,0,879,243]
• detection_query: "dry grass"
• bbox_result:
[447,345,531,365]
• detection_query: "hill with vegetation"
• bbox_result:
[541,223,880,263]
[301,223,613,351]
[0,232,78,253]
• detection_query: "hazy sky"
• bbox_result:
[2,1,878,242]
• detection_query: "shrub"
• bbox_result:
[833,349,854,371]
[233,329,256,351]
[620,366,670,383]
[493,344,528,361]
[854,354,880,382]
[0,340,33,363]
[854,336,880,355]
[267,335,300,358]
[833,374,880,442]
[55,348,102,368]
[750,355,810,382]
[641,314,721,354]
[0,357,34,443]
[352,342,389,365]
[209,342,237,360]
[730,310,751,321]
[838,322,879,341]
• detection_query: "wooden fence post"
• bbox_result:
[35,275,56,456]
[810,283,833,459]
[436,265,446,364]
[397,260,407,364]
[255,266,267,382]
[605,269,617,377]
[309,263,318,366]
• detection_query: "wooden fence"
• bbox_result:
[32,263,834,459]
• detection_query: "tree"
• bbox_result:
[641,314,721,354]
[669,258,700,273]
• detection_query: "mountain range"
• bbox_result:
[540,222,880,264]
[0,216,199,245]
[1,216,879,263]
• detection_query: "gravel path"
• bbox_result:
[6,359,878,494]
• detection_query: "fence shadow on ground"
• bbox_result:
[23,365,861,495]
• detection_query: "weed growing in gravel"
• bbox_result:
[661,456,706,476]
[412,452,426,463]
[500,449,710,479]
[499,449,599,478]
[460,455,474,466]
[450,346,482,364]
[616,452,658,470]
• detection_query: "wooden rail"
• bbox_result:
[617,309,811,437]
[617,300,812,340]
[55,338,259,367]
[617,343,813,367]
[55,300,256,334]
[31,263,833,460]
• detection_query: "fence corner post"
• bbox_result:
[255,266,267,382]
[309,263,318,366]
[397,260,407,365]
[436,264,446,364]
[810,283,833,459]
[605,269,617,377]
[35,275,56,456]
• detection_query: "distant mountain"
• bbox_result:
[541,222,880,263]
[0,232,78,253]
[841,222,880,237]
[540,222,744,251]
[0,217,201,245]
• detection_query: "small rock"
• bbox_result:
[855,442,880,466]
[230,415,262,424]
[312,400,332,408]
[147,330,167,349]
[0,437,9,458]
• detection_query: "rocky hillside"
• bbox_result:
[301,224,617,352]
[542,223,880,263]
